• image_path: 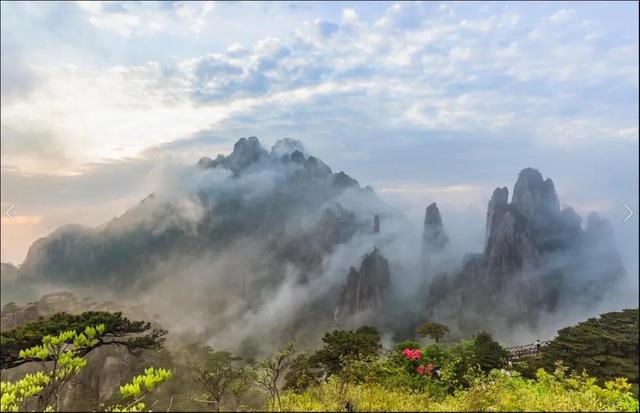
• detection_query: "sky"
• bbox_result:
[0,1,638,278]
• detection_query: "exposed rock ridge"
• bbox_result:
[335,247,390,320]
[422,202,449,255]
[425,167,626,333]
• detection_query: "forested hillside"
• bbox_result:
[1,308,637,411]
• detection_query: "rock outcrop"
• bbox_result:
[422,202,449,254]
[373,215,380,234]
[426,167,626,332]
[270,138,305,158]
[335,248,391,319]
[205,136,270,174]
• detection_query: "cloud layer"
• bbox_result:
[1,2,638,276]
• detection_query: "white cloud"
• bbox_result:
[75,1,215,36]
[2,1,638,176]
[342,8,358,23]
[549,8,576,24]
[76,1,142,36]
[173,1,215,34]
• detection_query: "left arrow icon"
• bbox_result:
[6,204,16,222]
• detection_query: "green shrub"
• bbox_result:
[472,331,507,372]
[271,365,638,412]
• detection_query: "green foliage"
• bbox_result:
[20,325,104,410]
[308,326,381,376]
[421,342,452,369]
[2,302,19,313]
[540,308,638,390]
[272,375,433,412]
[251,341,303,411]
[1,311,166,370]
[436,339,479,391]
[416,321,449,343]
[270,365,639,412]
[394,340,422,352]
[0,372,50,412]
[188,347,248,412]
[106,367,172,412]
[386,339,486,396]
[1,323,171,412]
[472,331,507,372]
[437,365,638,412]
[283,354,322,394]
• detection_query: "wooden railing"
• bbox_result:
[382,341,552,361]
[505,341,551,360]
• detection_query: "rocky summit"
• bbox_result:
[17,137,376,289]
[4,141,628,347]
[425,168,626,333]
[335,247,391,320]
[422,202,449,255]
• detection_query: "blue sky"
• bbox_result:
[1,1,638,271]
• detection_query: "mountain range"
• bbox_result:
[2,137,627,350]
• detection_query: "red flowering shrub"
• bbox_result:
[402,348,422,361]
[402,348,437,379]
[416,363,434,376]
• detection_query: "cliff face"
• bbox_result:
[426,168,626,332]
[483,186,540,285]
[422,202,449,255]
[335,248,391,320]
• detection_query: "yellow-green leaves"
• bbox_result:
[0,372,50,412]
[106,401,146,412]
[107,368,172,412]
[119,367,172,398]
[269,365,639,412]
[6,324,106,411]
[19,345,49,360]
[2,323,170,413]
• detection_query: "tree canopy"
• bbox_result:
[188,347,247,412]
[308,326,381,376]
[1,323,171,412]
[472,331,507,372]
[1,311,166,370]
[540,308,638,387]
[416,321,449,343]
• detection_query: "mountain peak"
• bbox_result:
[422,202,448,254]
[228,136,269,173]
[197,136,269,174]
[271,138,305,158]
[512,167,560,217]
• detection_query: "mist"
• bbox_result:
[2,137,636,357]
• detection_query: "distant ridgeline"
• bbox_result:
[3,137,628,343]
[0,292,155,332]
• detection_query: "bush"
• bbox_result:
[308,326,381,376]
[540,309,638,389]
[271,376,433,412]
[270,365,639,412]
[472,331,507,372]
[437,365,638,412]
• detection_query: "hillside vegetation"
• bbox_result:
[1,308,638,411]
